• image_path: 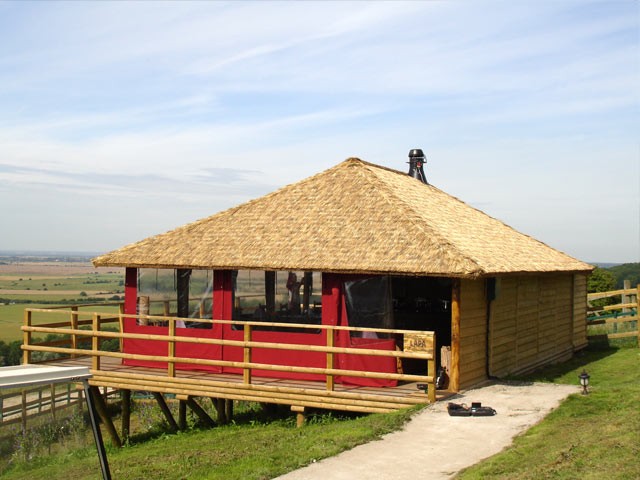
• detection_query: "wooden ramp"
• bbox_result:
[44,357,447,414]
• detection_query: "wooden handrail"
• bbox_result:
[22,307,437,395]
[22,325,434,360]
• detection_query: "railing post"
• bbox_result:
[21,390,27,433]
[50,384,57,419]
[168,317,176,378]
[70,306,79,358]
[92,313,100,371]
[326,327,335,391]
[243,323,252,384]
[428,333,436,403]
[163,301,171,317]
[22,309,32,365]
[637,284,640,346]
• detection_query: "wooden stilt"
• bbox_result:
[291,405,306,428]
[225,399,234,423]
[185,397,216,428]
[178,400,187,430]
[121,389,131,441]
[212,398,227,425]
[90,386,122,448]
[152,392,178,432]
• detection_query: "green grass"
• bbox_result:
[0,304,123,342]
[457,345,640,480]
[1,403,420,480]
[0,273,122,293]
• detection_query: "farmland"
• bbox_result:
[0,259,124,342]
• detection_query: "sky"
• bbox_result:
[0,1,638,263]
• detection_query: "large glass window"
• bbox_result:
[344,276,393,338]
[233,270,322,332]
[137,268,214,328]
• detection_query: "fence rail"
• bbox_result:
[587,282,639,343]
[21,307,438,407]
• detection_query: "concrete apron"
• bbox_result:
[276,381,578,480]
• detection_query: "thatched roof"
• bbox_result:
[93,158,592,277]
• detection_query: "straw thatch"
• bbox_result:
[93,158,592,277]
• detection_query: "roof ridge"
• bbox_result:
[357,162,486,275]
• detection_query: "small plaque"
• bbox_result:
[404,332,434,356]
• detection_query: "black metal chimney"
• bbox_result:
[407,148,428,184]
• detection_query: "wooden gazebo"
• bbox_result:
[23,156,592,439]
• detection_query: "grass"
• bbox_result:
[1,402,420,480]
[2,344,637,480]
[457,344,640,480]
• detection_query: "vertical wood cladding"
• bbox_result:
[572,273,588,350]
[459,279,487,389]
[488,274,574,377]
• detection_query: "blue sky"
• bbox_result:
[0,1,638,263]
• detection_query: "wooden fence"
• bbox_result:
[587,282,639,343]
[20,307,437,412]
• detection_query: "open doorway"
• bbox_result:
[391,276,452,374]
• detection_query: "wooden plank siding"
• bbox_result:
[459,279,487,389]
[572,273,588,350]
[489,274,575,377]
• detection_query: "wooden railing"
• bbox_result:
[0,384,116,428]
[587,283,639,343]
[21,308,437,403]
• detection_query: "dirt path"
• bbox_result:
[276,381,577,480]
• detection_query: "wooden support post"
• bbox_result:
[450,280,461,393]
[76,385,84,414]
[21,390,27,433]
[70,306,79,358]
[622,280,631,313]
[50,384,57,419]
[178,400,187,430]
[291,405,306,428]
[185,397,216,428]
[211,398,227,425]
[427,355,436,403]
[168,318,176,378]
[637,283,640,346]
[225,399,234,423]
[90,386,122,448]
[22,309,32,365]
[326,327,335,391]
[163,301,171,317]
[121,389,131,441]
[152,392,179,433]
[243,324,252,384]
[92,313,101,371]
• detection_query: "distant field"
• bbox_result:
[0,262,125,343]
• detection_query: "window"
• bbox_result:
[232,270,322,333]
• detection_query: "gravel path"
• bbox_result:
[276,381,577,480]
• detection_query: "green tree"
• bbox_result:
[588,267,617,309]
[587,267,616,293]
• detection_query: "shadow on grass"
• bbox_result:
[125,401,366,446]
[511,342,624,384]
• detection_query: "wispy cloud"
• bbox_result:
[0,1,637,260]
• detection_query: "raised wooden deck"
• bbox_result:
[23,307,446,415]
[44,356,446,414]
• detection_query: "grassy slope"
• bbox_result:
[4,347,637,480]
[2,406,419,480]
[458,346,640,480]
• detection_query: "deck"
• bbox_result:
[43,356,447,414]
[22,307,447,416]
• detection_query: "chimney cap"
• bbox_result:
[408,148,425,159]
